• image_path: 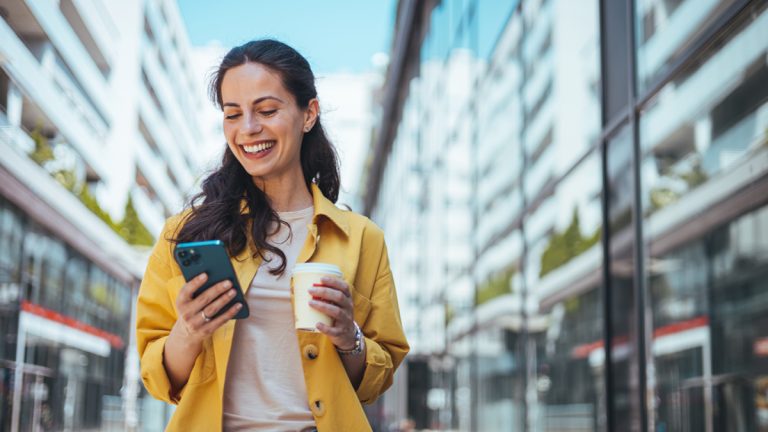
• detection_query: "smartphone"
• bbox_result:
[174,240,249,320]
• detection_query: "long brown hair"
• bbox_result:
[172,39,340,275]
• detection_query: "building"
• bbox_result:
[0,0,212,430]
[365,0,768,430]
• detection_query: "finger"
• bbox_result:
[316,322,340,336]
[179,273,208,302]
[191,280,233,311]
[309,299,347,320]
[201,288,238,319]
[318,277,351,297]
[308,286,348,305]
[204,302,243,331]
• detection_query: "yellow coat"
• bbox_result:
[136,184,409,431]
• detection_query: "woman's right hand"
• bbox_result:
[172,273,243,345]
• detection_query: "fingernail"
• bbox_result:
[235,303,242,309]
[198,273,207,280]
[225,280,232,288]
[228,289,236,297]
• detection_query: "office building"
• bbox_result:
[0,0,211,429]
[365,0,768,430]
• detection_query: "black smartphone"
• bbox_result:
[174,240,249,319]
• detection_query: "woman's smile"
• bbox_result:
[239,140,276,159]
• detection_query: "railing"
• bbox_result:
[0,107,36,154]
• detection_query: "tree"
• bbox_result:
[29,126,55,166]
[78,184,120,232]
[540,207,601,277]
[119,196,154,246]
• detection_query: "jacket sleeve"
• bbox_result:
[135,217,184,404]
[355,226,410,404]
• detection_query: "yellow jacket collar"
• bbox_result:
[236,183,349,237]
[310,183,350,236]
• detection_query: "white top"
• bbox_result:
[222,206,316,431]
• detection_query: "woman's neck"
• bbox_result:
[253,173,313,213]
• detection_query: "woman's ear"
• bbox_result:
[304,98,319,132]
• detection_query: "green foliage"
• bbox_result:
[53,169,79,192]
[540,208,601,278]
[648,160,709,214]
[445,303,454,325]
[29,126,55,166]
[25,123,156,246]
[119,196,154,246]
[78,184,120,232]
[476,266,515,306]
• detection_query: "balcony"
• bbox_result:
[59,0,117,75]
[22,0,110,119]
[0,10,108,180]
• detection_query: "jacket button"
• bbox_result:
[303,344,319,360]
[311,399,326,417]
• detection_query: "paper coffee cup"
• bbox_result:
[291,263,343,331]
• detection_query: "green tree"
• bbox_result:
[53,169,78,192]
[476,267,515,306]
[29,126,55,166]
[119,196,154,246]
[78,184,120,232]
[540,208,601,277]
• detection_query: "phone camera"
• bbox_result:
[182,259,191,266]
[179,250,188,258]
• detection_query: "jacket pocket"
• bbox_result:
[352,290,372,327]
[187,338,216,386]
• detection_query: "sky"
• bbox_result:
[177,0,397,75]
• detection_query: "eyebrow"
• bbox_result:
[222,96,284,108]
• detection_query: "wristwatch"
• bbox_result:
[337,322,364,356]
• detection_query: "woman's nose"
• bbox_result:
[243,113,263,134]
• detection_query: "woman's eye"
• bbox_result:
[260,110,277,116]
[224,113,241,120]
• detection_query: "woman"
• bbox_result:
[136,39,409,431]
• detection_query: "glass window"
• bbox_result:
[40,238,66,311]
[531,150,605,431]
[22,230,46,304]
[606,124,644,432]
[640,4,768,431]
[634,0,737,92]
[0,202,23,288]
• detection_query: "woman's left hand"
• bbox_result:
[308,276,357,350]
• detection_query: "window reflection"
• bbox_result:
[0,197,134,430]
[641,4,768,431]
[634,0,737,92]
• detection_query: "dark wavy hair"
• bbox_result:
[172,39,340,275]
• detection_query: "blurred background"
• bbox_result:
[0,0,766,431]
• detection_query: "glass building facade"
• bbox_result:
[364,0,768,430]
[0,196,135,431]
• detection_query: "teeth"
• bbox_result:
[243,141,275,154]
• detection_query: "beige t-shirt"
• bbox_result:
[222,206,316,431]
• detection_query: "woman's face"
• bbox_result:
[220,62,317,185]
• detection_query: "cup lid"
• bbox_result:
[292,263,342,276]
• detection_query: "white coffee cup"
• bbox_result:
[291,263,343,331]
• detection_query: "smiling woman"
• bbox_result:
[135,39,408,432]
[221,63,317,188]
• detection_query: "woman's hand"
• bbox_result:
[172,273,243,345]
[309,276,357,350]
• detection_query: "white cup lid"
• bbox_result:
[292,263,342,276]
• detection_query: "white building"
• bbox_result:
[0,0,210,430]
